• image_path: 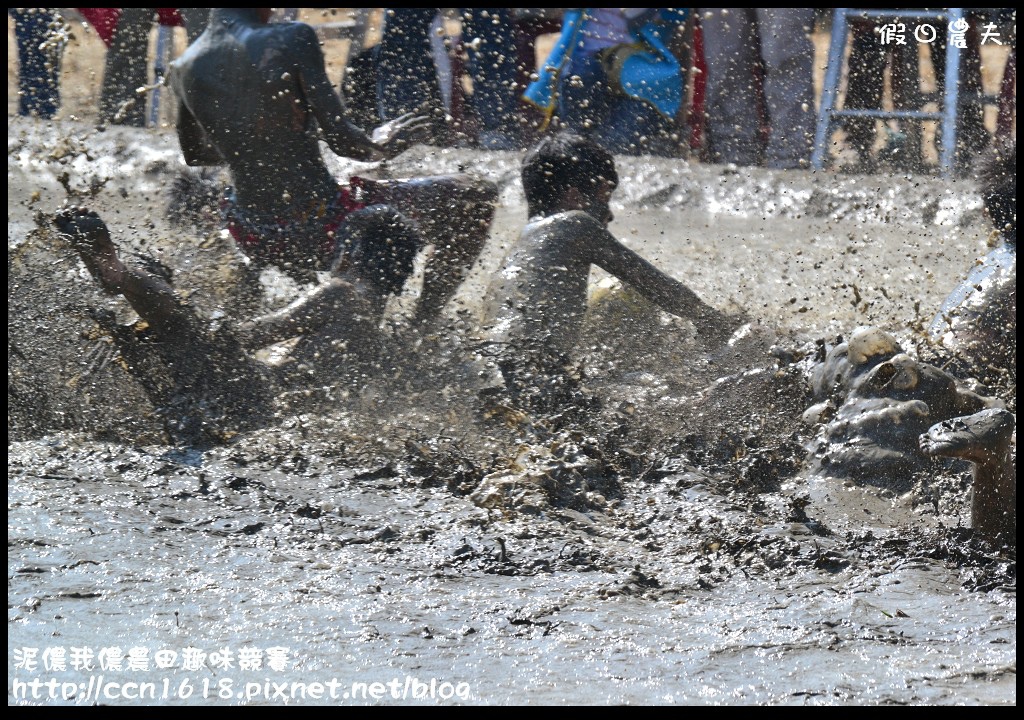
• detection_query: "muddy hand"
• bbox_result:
[372,112,432,159]
[53,206,126,294]
[53,206,112,252]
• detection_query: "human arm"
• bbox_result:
[176,99,225,166]
[53,207,204,334]
[238,278,367,349]
[661,10,694,127]
[585,222,736,341]
[286,22,379,161]
[289,23,426,161]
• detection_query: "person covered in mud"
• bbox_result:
[167,8,497,324]
[807,145,1016,484]
[805,323,1014,545]
[926,142,1016,396]
[806,326,999,484]
[52,205,421,444]
[481,132,738,404]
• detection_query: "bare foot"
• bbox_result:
[920,407,1015,464]
[921,407,1016,546]
[53,206,125,293]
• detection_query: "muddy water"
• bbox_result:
[8,118,1014,705]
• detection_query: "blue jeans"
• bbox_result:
[374,8,443,121]
[460,8,519,135]
[374,8,520,136]
[10,9,61,118]
[558,52,672,155]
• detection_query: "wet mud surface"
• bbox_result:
[8,118,1015,705]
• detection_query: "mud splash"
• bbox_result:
[8,118,1015,705]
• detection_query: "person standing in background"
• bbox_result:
[373,7,524,149]
[9,8,64,119]
[373,8,447,140]
[79,7,208,126]
[525,8,691,156]
[462,8,524,150]
[699,8,816,169]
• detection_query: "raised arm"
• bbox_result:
[289,23,380,162]
[291,23,430,160]
[54,207,205,334]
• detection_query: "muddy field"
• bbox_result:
[8,12,1016,707]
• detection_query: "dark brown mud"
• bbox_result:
[8,118,1015,705]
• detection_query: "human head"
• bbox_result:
[521,132,618,222]
[979,142,1015,246]
[333,206,421,297]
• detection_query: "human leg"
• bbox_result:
[756,8,815,169]
[460,8,523,149]
[236,206,420,360]
[557,52,615,139]
[340,45,382,134]
[334,205,424,300]
[843,21,888,168]
[357,175,498,323]
[699,8,764,165]
[10,8,62,118]
[604,96,679,156]
[99,7,156,127]
[374,8,448,138]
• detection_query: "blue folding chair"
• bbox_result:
[811,8,965,177]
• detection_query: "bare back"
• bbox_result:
[168,9,375,221]
[483,212,598,353]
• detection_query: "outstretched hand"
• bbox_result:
[371,112,432,159]
[53,206,112,251]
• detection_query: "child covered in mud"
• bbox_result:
[806,324,1015,546]
[52,205,421,444]
[168,8,496,324]
[804,147,1017,545]
[482,132,738,405]
[809,145,1016,469]
[806,326,998,484]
